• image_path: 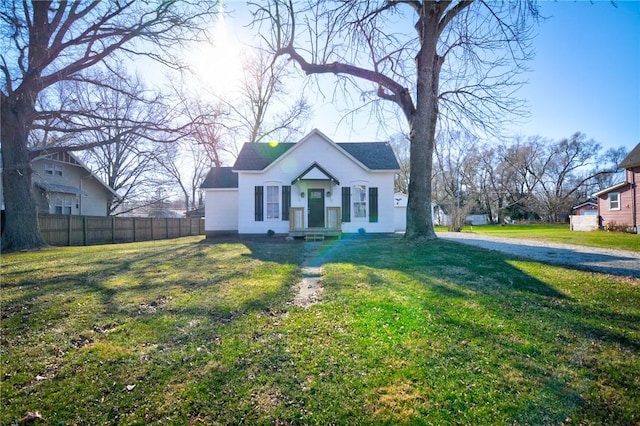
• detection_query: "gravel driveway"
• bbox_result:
[437,232,640,278]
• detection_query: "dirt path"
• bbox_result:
[438,232,640,278]
[291,242,325,308]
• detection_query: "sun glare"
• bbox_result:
[189,3,244,95]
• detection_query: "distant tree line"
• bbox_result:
[392,131,627,230]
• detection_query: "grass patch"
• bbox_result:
[2,235,638,424]
[438,223,640,252]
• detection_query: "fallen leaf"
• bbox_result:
[19,411,43,423]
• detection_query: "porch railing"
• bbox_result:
[290,207,304,231]
[289,207,341,232]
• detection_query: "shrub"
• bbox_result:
[605,221,633,233]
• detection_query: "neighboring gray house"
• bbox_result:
[1,148,119,217]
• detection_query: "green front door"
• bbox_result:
[308,189,325,228]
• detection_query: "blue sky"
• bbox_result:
[215,1,639,152]
[515,0,640,150]
[314,1,639,151]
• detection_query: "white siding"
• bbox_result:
[238,133,397,234]
[394,206,406,232]
[204,189,238,232]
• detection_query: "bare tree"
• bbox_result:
[168,78,235,166]
[494,135,546,220]
[250,0,537,240]
[433,131,482,231]
[471,143,502,223]
[40,70,174,215]
[490,133,620,222]
[155,141,211,213]
[588,146,628,194]
[224,50,311,145]
[0,0,215,251]
[388,133,410,194]
[535,133,604,221]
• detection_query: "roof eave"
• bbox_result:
[593,181,630,197]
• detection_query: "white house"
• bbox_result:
[1,148,119,217]
[201,129,400,237]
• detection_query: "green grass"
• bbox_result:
[436,223,640,252]
[1,235,639,425]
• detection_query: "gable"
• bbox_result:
[291,162,340,185]
[31,150,82,165]
[29,149,119,196]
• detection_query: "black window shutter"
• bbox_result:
[341,187,351,223]
[369,187,378,222]
[255,186,264,221]
[281,185,291,220]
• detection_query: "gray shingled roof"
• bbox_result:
[233,141,399,171]
[619,143,640,169]
[200,167,238,189]
[233,143,295,170]
[338,142,400,170]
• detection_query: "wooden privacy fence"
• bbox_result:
[38,215,204,246]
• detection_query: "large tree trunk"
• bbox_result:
[404,7,441,241]
[1,94,46,251]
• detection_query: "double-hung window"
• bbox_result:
[53,196,72,214]
[266,185,280,219]
[609,192,620,210]
[45,162,63,176]
[353,184,367,218]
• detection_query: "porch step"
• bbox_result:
[305,233,325,242]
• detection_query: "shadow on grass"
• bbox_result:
[2,238,305,337]
[323,235,638,350]
[305,235,639,423]
[2,235,638,424]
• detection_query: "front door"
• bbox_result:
[308,189,325,228]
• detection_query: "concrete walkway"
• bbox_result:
[437,232,640,278]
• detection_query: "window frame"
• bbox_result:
[46,162,63,176]
[266,184,280,220]
[52,194,74,215]
[352,184,367,219]
[609,192,620,210]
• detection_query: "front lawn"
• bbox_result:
[1,236,638,424]
[438,223,640,253]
